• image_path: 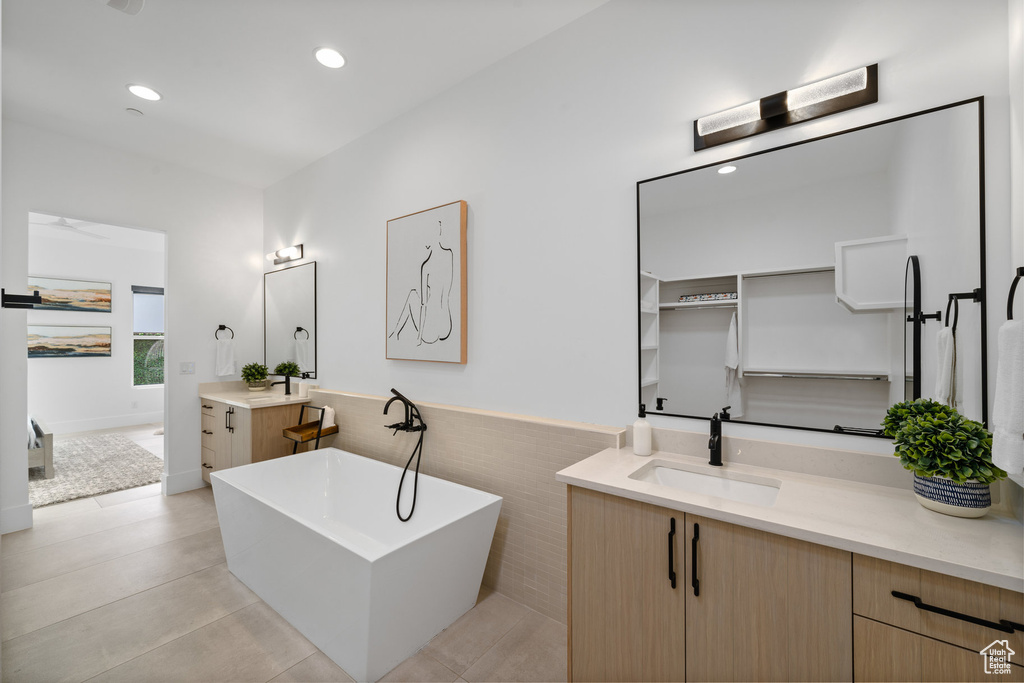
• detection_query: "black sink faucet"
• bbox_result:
[271,375,293,395]
[709,409,725,467]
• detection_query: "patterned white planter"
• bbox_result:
[913,473,991,518]
[247,381,267,392]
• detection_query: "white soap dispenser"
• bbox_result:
[633,406,652,456]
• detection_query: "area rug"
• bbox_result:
[29,434,163,508]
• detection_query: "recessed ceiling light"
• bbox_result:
[314,47,345,69]
[718,165,738,175]
[127,84,161,101]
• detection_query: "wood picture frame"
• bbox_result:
[28,325,112,358]
[386,200,467,364]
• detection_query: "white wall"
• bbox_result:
[1,120,263,532]
[264,0,1014,453]
[26,234,165,434]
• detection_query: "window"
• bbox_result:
[133,285,164,386]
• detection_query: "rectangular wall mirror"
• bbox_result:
[638,98,986,436]
[265,261,317,378]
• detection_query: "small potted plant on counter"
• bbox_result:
[882,398,1005,518]
[241,362,269,391]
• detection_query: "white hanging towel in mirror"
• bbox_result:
[215,338,236,377]
[295,339,309,372]
[933,327,961,409]
[992,320,1023,486]
[725,312,743,417]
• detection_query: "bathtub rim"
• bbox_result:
[210,447,502,563]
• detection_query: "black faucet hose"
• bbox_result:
[396,429,424,522]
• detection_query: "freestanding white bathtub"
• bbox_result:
[211,448,502,682]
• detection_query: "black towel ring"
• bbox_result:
[294,326,309,340]
[945,296,959,334]
[1008,267,1024,321]
[215,324,234,340]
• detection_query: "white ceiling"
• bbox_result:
[3,0,608,188]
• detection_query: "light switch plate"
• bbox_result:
[179,361,195,375]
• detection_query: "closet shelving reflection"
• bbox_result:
[643,263,904,417]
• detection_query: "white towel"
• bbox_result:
[992,320,1023,486]
[933,327,961,409]
[725,312,743,417]
[320,406,336,429]
[215,338,236,377]
[295,339,309,372]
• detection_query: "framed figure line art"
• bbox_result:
[386,200,467,364]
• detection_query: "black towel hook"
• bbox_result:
[1008,267,1024,321]
[945,296,959,334]
[215,324,234,340]
[294,326,309,340]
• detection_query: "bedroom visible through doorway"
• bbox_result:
[26,212,166,508]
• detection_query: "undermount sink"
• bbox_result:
[629,460,781,507]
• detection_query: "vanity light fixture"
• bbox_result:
[693,64,878,151]
[266,244,304,265]
[314,47,346,69]
[127,84,162,101]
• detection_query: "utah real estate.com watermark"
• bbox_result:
[980,640,1015,675]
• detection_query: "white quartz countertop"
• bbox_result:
[556,447,1024,593]
[199,388,310,409]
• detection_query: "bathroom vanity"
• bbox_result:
[198,384,311,483]
[558,448,1023,682]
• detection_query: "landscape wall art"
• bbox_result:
[28,276,112,312]
[28,326,112,358]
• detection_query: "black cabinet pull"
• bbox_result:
[225,408,229,430]
[891,591,1018,634]
[691,522,700,597]
[202,404,213,409]
[202,430,213,435]
[202,463,213,469]
[667,517,677,589]
[226,407,234,433]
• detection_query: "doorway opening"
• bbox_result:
[26,212,167,509]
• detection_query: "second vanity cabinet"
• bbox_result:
[568,485,1023,682]
[200,398,307,483]
[568,486,852,682]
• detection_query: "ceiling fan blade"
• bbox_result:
[70,229,109,239]
[106,0,145,16]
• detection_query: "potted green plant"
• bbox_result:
[274,361,301,377]
[241,362,269,391]
[882,398,1005,518]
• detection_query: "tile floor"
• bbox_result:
[1,483,567,682]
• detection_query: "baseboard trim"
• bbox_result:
[46,412,164,436]
[1,502,34,534]
[163,469,204,496]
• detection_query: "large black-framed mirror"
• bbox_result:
[637,98,986,436]
[265,261,317,378]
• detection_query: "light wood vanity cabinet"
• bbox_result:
[568,487,851,682]
[569,487,684,682]
[852,554,1024,682]
[199,399,306,483]
[685,514,852,682]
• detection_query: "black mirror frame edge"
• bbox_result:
[264,260,317,380]
[636,97,987,437]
